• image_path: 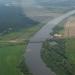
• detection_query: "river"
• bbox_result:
[25,10,75,75]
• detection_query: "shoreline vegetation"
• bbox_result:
[0,22,45,75]
[41,18,75,75]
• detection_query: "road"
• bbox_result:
[25,10,75,75]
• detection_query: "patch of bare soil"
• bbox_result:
[64,17,75,38]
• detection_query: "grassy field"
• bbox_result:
[66,38,75,64]
[65,38,75,74]
[0,41,33,75]
[0,43,25,75]
[0,23,44,75]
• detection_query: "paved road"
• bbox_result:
[25,10,75,75]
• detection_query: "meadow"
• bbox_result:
[0,43,25,75]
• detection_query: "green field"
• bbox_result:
[0,41,33,75]
[66,38,75,64]
[0,23,44,75]
[65,38,75,74]
[0,43,25,75]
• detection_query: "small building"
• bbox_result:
[53,34,64,39]
[54,34,62,37]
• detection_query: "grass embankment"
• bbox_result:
[41,20,75,75]
[0,24,44,75]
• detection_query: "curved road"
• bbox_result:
[25,10,75,75]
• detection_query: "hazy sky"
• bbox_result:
[0,0,72,6]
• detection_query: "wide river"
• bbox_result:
[25,10,75,75]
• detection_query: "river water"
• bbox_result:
[26,10,75,75]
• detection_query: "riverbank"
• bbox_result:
[41,17,75,75]
[0,24,44,75]
[25,10,75,75]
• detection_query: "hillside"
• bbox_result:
[0,5,38,35]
